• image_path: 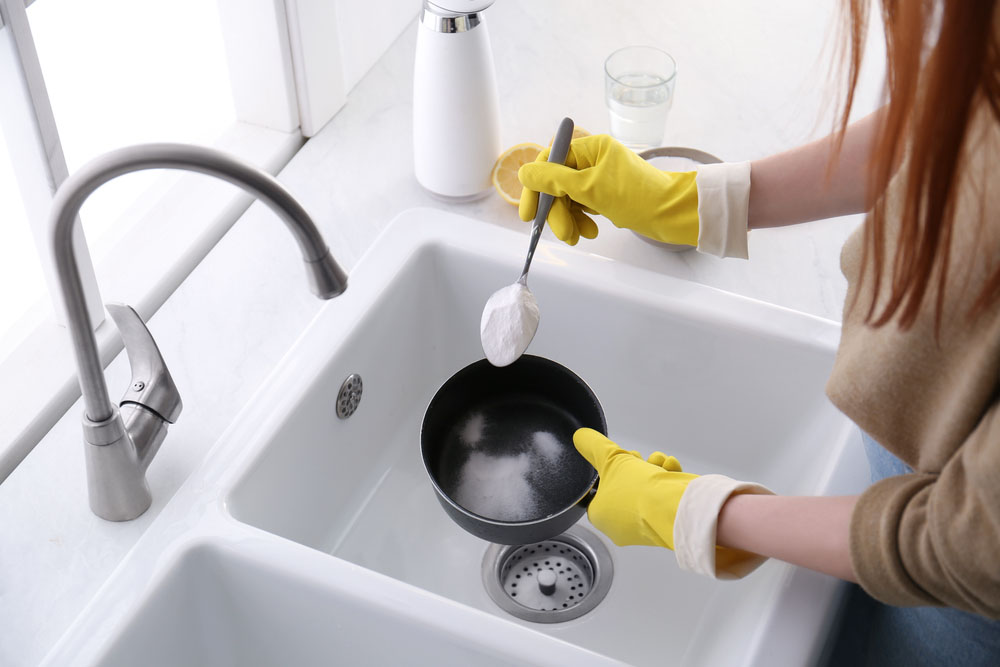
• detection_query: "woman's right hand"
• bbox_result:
[517,134,700,246]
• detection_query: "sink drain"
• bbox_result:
[482,526,613,623]
[335,374,362,419]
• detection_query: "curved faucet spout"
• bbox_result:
[50,143,348,520]
[52,143,347,424]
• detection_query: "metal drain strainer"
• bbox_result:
[335,374,362,419]
[482,526,613,623]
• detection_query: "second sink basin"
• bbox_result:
[93,537,604,667]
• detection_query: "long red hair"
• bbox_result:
[840,0,1000,328]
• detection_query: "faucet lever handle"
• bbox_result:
[106,303,183,424]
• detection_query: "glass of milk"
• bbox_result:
[604,46,677,150]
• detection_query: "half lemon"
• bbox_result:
[491,142,544,205]
[491,128,591,205]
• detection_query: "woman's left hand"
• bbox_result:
[573,427,697,549]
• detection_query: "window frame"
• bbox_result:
[0,0,348,479]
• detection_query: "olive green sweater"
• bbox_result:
[826,102,1000,616]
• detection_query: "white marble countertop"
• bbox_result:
[0,2,883,664]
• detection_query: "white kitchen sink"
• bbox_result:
[44,208,868,666]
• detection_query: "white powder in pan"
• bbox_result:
[533,431,563,462]
[480,282,539,367]
[452,451,539,522]
[459,412,485,447]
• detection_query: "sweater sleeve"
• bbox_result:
[850,400,1000,616]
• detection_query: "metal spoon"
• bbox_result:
[480,117,575,366]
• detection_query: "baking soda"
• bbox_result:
[480,282,539,367]
[533,431,563,462]
[459,412,485,447]
[448,430,574,522]
[452,451,539,521]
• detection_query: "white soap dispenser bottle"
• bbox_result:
[413,1,501,201]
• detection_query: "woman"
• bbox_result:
[517,1,1000,663]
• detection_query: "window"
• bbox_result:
[0,128,46,360]
[28,0,237,253]
[0,0,359,479]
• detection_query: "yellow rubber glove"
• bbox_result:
[573,427,698,549]
[518,134,699,247]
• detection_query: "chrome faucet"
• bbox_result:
[50,144,348,521]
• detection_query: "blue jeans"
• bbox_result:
[820,432,1000,665]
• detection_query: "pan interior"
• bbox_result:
[435,394,595,523]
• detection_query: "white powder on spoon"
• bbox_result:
[480,282,539,367]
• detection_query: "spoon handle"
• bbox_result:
[519,117,575,283]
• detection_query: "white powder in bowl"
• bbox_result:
[480,282,539,367]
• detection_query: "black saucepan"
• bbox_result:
[421,355,607,545]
